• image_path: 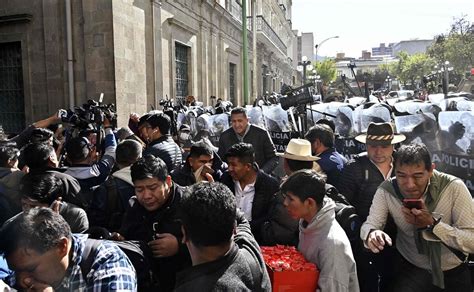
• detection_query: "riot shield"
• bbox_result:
[434,111,474,197]
[246,106,265,128]
[353,103,391,134]
[262,104,290,132]
[394,113,438,153]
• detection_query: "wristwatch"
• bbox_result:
[426,213,443,231]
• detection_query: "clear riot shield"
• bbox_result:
[262,104,290,132]
[353,103,391,134]
[246,106,265,128]
[206,113,230,146]
[393,100,441,116]
[335,105,356,138]
[394,113,438,153]
[177,112,186,130]
[434,111,474,197]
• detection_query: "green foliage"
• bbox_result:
[427,16,474,83]
[312,59,337,85]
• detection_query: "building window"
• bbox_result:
[0,42,25,134]
[175,42,189,99]
[229,62,236,105]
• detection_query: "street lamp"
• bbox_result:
[315,36,339,63]
[297,56,313,85]
[385,76,392,91]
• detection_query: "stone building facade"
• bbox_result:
[0,0,296,132]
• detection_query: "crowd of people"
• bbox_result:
[0,105,472,292]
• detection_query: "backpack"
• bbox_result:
[80,238,157,291]
[325,184,361,242]
[87,176,133,231]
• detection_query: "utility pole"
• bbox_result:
[251,0,257,102]
[241,0,249,105]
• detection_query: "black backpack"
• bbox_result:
[80,238,157,291]
[325,184,361,242]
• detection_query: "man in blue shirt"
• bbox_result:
[0,207,137,291]
[305,124,347,186]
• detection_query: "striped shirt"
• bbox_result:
[55,234,137,291]
[361,178,474,271]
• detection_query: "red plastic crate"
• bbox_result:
[261,245,319,292]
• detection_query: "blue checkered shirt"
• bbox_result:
[55,234,137,291]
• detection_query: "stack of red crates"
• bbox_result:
[261,245,319,292]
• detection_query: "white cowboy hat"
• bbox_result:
[277,139,320,161]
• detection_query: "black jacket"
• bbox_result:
[217,125,278,173]
[336,153,388,222]
[170,152,226,186]
[221,170,279,244]
[144,135,183,172]
[28,167,83,208]
[175,213,271,292]
[119,183,191,292]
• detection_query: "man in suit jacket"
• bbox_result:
[218,107,278,174]
[220,143,279,244]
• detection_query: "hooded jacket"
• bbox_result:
[298,198,359,292]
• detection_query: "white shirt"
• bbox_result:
[234,179,256,221]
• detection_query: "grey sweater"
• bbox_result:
[299,198,360,292]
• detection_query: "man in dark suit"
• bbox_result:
[220,143,279,244]
[218,107,278,173]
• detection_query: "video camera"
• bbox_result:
[60,98,117,130]
[279,82,315,110]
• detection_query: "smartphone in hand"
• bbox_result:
[403,198,423,209]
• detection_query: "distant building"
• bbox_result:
[392,39,433,56]
[335,57,398,79]
[297,32,314,61]
[372,43,394,56]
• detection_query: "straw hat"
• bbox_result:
[277,139,320,161]
[355,122,406,146]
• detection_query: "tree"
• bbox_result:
[427,16,474,84]
[312,59,337,86]
[379,52,435,89]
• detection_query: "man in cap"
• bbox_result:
[336,122,406,292]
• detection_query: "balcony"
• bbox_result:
[247,15,287,54]
[228,0,242,22]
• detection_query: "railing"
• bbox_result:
[229,0,242,22]
[247,15,287,54]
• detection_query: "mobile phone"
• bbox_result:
[403,198,423,209]
[201,164,215,176]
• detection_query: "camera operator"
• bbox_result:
[1,111,62,149]
[64,117,117,209]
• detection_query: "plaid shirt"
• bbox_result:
[56,234,137,291]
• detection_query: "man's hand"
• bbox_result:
[401,201,434,228]
[148,233,179,258]
[204,172,214,183]
[366,230,392,253]
[129,113,140,123]
[22,277,54,292]
[103,117,112,128]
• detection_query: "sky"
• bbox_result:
[291,0,474,58]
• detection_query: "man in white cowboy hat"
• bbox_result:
[336,122,405,292]
[259,139,320,246]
